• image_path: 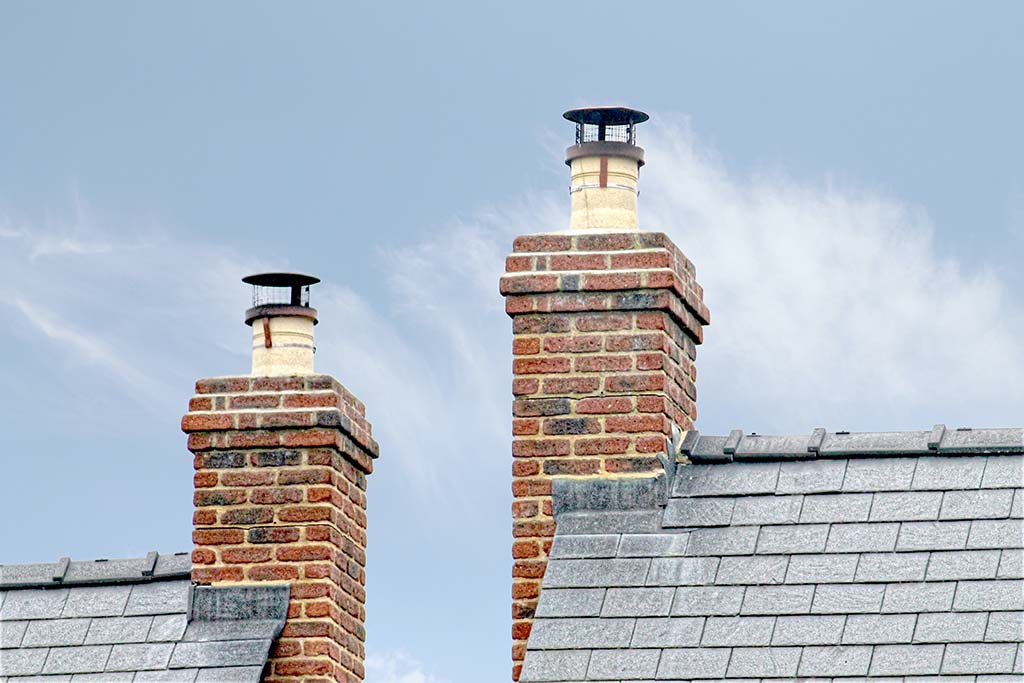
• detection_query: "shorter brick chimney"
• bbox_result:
[182,273,379,683]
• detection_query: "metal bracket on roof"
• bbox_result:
[141,551,159,578]
[723,429,743,455]
[928,424,946,451]
[52,556,70,584]
[807,427,826,454]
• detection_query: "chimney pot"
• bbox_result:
[242,272,320,376]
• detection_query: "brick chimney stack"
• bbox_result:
[499,108,710,680]
[182,273,379,683]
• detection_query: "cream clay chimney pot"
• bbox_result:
[242,272,319,376]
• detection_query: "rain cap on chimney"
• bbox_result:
[242,272,319,376]
[564,106,649,230]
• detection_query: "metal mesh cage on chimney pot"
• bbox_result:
[241,272,320,376]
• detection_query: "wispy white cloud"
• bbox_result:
[366,650,447,683]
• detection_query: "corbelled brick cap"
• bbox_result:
[182,374,378,683]
[500,229,709,681]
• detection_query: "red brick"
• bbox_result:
[636,435,667,452]
[610,251,672,269]
[274,659,332,676]
[605,415,666,433]
[512,337,541,355]
[605,456,663,472]
[193,471,219,488]
[278,505,332,522]
[195,377,249,394]
[605,333,663,352]
[512,419,539,436]
[582,272,641,291]
[193,528,245,545]
[512,378,539,395]
[227,431,282,448]
[512,581,541,599]
[575,313,631,331]
[276,545,333,562]
[513,357,570,375]
[542,335,602,353]
[511,479,553,497]
[512,460,540,477]
[548,253,607,270]
[181,413,235,432]
[513,234,571,252]
[512,561,546,579]
[505,255,533,272]
[575,233,635,251]
[512,541,540,559]
[574,437,631,455]
[575,355,632,372]
[251,377,304,391]
[192,566,244,584]
[637,395,665,413]
[220,470,275,487]
[281,429,336,448]
[512,501,539,518]
[576,397,633,414]
[542,376,600,393]
[191,548,216,564]
[511,620,533,640]
[188,397,213,411]
[221,546,273,564]
[247,564,301,581]
[282,393,339,408]
[229,394,280,409]
[511,440,570,457]
[512,520,556,538]
[605,374,664,392]
[543,458,600,475]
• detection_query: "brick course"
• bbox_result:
[499,230,709,680]
[182,374,378,683]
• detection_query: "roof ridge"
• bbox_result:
[0,550,191,589]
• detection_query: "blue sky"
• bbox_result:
[2,2,1023,681]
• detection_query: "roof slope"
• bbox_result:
[0,552,287,682]
[522,428,1024,681]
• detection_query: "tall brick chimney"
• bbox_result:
[182,273,379,683]
[499,108,710,680]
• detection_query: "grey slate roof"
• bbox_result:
[522,428,1024,682]
[0,553,288,682]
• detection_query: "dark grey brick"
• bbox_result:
[812,583,885,613]
[22,620,90,647]
[656,647,731,678]
[646,557,718,586]
[519,650,589,682]
[981,455,1024,488]
[926,550,1001,581]
[999,549,1024,578]
[942,643,1018,674]
[969,519,1024,549]
[897,521,971,551]
[168,640,269,668]
[685,526,758,556]
[700,615,774,646]
[953,580,1024,611]
[0,620,28,648]
[41,645,111,674]
[528,618,634,649]
[914,612,987,642]
[912,456,985,490]
[672,462,779,497]
[786,554,858,583]
[663,497,735,527]
[83,617,152,645]
[124,582,188,617]
[826,522,900,552]
[742,585,814,615]
[630,617,703,647]
[194,668,262,683]
[548,534,619,559]
[586,649,659,680]
[869,643,944,675]
[797,645,872,676]
[534,589,605,618]
[0,648,47,675]
[771,614,844,645]
[716,555,788,585]
[777,460,846,494]
[671,586,745,616]
[986,611,1023,642]
[757,524,829,554]
[726,646,800,677]
[941,489,1015,520]
[148,614,187,642]
[601,587,674,616]
[882,582,956,613]
[62,586,131,618]
[843,614,916,644]
[800,493,871,523]
[855,552,929,582]
[617,533,688,557]
[105,643,173,671]
[0,589,68,620]
[543,558,650,588]
[731,495,802,525]
[843,458,917,492]
[870,491,942,521]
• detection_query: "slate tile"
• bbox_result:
[771,614,844,645]
[942,489,1015,520]
[194,667,262,683]
[700,616,774,646]
[897,521,971,551]
[61,586,131,618]
[663,497,734,527]
[757,524,829,554]
[543,558,649,588]
[83,616,152,645]
[985,611,1023,642]
[855,552,928,582]
[672,462,779,497]
[41,645,111,674]
[105,642,174,671]
[656,647,731,678]
[843,458,917,492]
[882,582,956,613]
[826,522,899,552]
[557,509,662,535]
[732,495,802,526]
[22,620,90,647]
[684,526,758,556]
[812,583,885,614]
[519,650,589,682]
[671,586,745,616]
[132,670,198,682]
[942,643,1018,674]
[716,555,788,585]
[869,491,942,522]
[0,648,48,675]
[742,585,814,615]
[0,620,28,648]
[180,619,285,644]
[0,589,68,620]
[953,580,1024,611]
[914,611,987,643]
[1014,489,1024,518]
[601,587,674,616]
[586,649,659,680]
[124,582,188,617]
[630,616,704,647]
[801,493,871,523]
[870,643,944,675]
[646,557,718,586]
[786,554,858,584]
[70,674,133,681]
[999,549,1024,578]
[912,456,985,490]
[168,639,269,668]
[533,589,605,618]
[969,519,1024,549]
[548,534,619,560]
[617,533,688,557]
[777,460,846,494]
[981,455,1024,488]
[797,645,872,676]
[527,618,634,649]
[842,613,916,644]
[148,614,187,642]
[926,550,1001,581]
[726,646,800,677]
